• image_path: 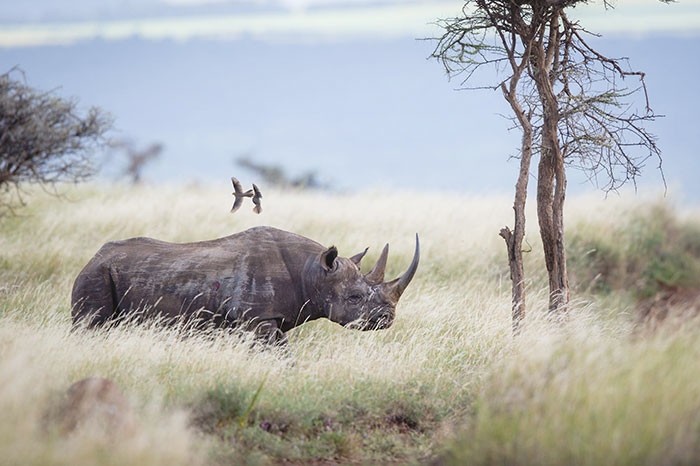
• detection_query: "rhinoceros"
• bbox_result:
[71,226,419,343]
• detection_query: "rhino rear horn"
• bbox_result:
[350,247,369,267]
[365,244,389,284]
[386,234,420,301]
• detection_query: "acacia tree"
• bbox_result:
[111,140,163,184]
[0,68,111,213]
[432,0,667,330]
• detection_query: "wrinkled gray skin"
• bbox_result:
[71,226,419,344]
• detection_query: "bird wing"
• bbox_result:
[252,183,262,199]
[253,204,262,214]
[231,177,244,195]
[230,196,244,213]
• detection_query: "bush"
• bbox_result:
[568,202,700,298]
[0,68,111,213]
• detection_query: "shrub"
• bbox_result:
[0,68,111,213]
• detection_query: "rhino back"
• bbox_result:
[82,227,324,323]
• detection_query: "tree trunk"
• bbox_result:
[500,124,533,333]
[500,82,534,334]
[536,136,569,314]
[500,222,525,333]
[535,9,570,314]
[552,148,569,312]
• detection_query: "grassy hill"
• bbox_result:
[1,184,699,465]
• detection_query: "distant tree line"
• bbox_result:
[236,155,329,190]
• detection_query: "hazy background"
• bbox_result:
[1,0,698,200]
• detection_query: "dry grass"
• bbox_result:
[1,183,699,465]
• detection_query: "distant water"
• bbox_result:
[0,35,697,202]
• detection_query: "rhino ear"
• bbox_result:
[321,246,338,271]
[349,247,369,267]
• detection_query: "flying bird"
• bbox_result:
[252,183,263,214]
[230,177,253,213]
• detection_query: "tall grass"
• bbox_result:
[0,183,699,464]
[441,317,700,465]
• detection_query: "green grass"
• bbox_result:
[1,183,699,465]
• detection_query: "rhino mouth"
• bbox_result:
[364,316,393,330]
[346,310,394,331]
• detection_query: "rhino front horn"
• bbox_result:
[365,243,389,284]
[386,234,420,301]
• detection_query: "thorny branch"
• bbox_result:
[430,0,665,193]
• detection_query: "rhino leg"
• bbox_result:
[71,262,118,329]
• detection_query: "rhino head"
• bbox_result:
[304,235,420,330]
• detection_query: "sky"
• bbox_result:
[1,0,699,201]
